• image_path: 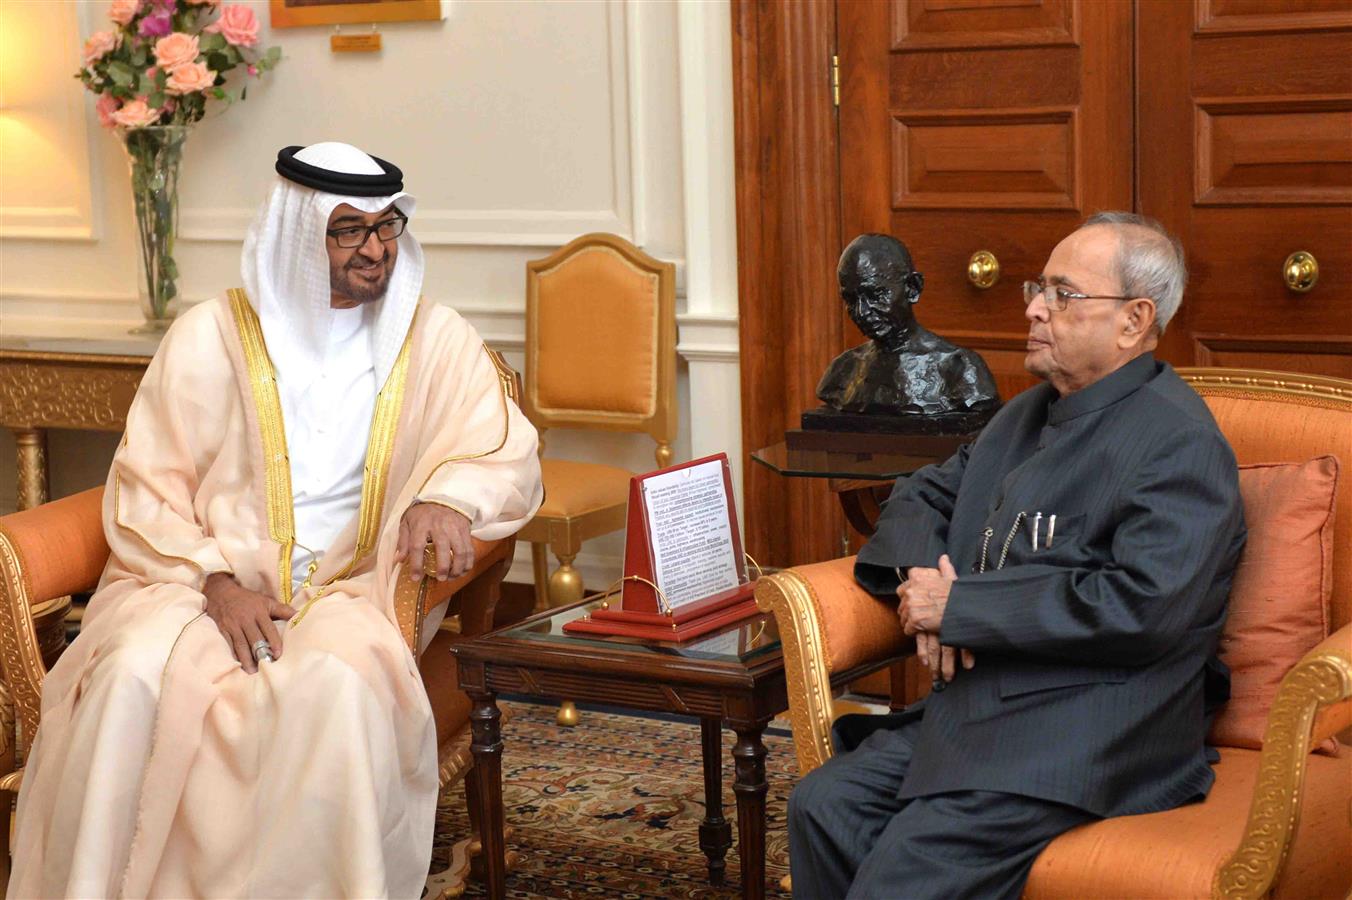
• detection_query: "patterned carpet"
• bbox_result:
[431,700,796,898]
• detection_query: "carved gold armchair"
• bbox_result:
[0,351,527,898]
[756,369,1352,899]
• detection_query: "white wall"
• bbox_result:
[0,0,742,589]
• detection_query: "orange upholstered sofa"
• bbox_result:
[756,368,1352,899]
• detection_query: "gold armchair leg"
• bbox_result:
[545,553,584,727]
[529,542,549,613]
[547,552,584,608]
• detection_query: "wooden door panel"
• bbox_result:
[1186,207,1352,334]
[891,47,1082,108]
[1196,0,1352,35]
[840,0,1135,368]
[893,0,1077,50]
[1139,0,1352,367]
[1191,32,1352,97]
[1196,100,1352,206]
[893,109,1078,209]
[1193,334,1352,379]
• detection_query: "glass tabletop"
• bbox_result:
[502,600,782,664]
[750,440,943,480]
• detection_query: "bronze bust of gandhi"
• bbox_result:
[811,234,1000,432]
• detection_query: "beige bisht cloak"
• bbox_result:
[10,291,541,899]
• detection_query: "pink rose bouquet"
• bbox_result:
[75,0,283,328]
[83,31,122,66]
[76,0,280,130]
[109,0,140,27]
[205,5,259,48]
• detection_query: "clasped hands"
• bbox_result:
[204,504,473,673]
[897,553,975,685]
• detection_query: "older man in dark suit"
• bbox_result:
[787,212,1246,899]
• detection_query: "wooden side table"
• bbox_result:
[450,599,898,899]
[0,334,158,510]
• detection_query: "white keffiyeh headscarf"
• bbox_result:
[240,141,424,397]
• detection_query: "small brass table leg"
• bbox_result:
[555,699,579,727]
[14,428,49,511]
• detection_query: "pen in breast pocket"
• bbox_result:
[1047,514,1056,549]
[1031,511,1042,551]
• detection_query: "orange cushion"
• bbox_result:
[1025,748,1352,899]
[534,246,659,417]
[537,459,633,518]
[0,487,108,602]
[1208,458,1339,753]
[1202,394,1351,632]
[793,555,908,673]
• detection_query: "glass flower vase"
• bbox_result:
[121,125,189,334]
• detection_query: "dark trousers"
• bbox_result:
[787,718,1096,900]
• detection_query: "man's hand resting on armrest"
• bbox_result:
[395,502,474,582]
[897,554,974,684]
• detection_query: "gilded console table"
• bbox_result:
[0,333,159,511]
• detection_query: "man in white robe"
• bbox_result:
[10,142,543,898]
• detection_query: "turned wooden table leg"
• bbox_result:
[14,428,49,511]
[732,721,770,900]
[468,690,506,900]
[699,717,733,885]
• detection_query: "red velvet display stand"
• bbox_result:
[563,453,760,642]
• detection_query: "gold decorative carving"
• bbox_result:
[755,572,836,774]
[14,430,48,511]
[1178,368,1352,413]
[0,356,146,430]
[0,769,22,793]
[0,526,48,766]
[0,679,13,759]
[1213,651,1352,899]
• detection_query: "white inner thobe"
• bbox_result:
[279,304,376,586]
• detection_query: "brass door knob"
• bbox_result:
[1283,251,1318,293]
[967,251,1000,289]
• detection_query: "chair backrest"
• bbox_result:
[524,232,677,466]
[1179,368,1352,631]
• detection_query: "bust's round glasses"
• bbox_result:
[327,215,407,249]
[1022,278,1133,311]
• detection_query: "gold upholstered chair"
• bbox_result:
[756,368,1352,899]
[0,350,526,896]
[520,232,677,611]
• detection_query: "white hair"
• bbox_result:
[1082,211,1186,334]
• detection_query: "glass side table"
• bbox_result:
[750,435,967,535]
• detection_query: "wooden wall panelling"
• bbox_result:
[733,0,846,568]
[893,0,1077,50]
[839,0,1135,347]
[1195,0,1352,36]
[1137,0,1352,374]
[1193,334,1352,378]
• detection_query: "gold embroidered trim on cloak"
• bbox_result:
[412,344,513,496]
[290,312,417,626]
[228,289,297,603]
[112,473,213,574]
